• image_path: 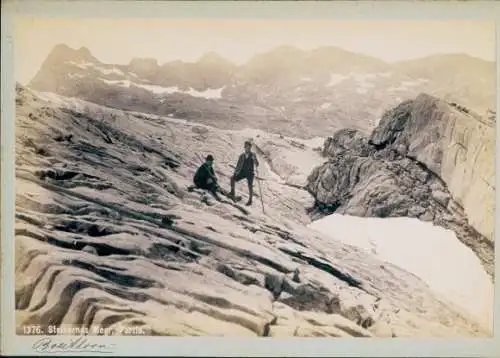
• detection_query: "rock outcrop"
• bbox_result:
[306,94,495,276]
[14,85,491,338]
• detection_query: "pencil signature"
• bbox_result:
[32,336,115,354]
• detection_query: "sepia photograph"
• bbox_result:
[2,0,498,356]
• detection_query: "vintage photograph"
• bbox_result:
[12,16,495,340]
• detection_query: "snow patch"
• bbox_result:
[390,79,429,92]
[137,83,180,94]
[320,102,332,110]
[187,87,224,99]
[327,73,348,87]
[352,73,378,82]
[401,80,421,87]
[98,78,224,99]
[308,214,493,331]
[34,91,87,112]
[96,66,125,76]
[67,61,94,69]
[351,73,376,93]
[67,73,84,79]
[326,72,384,90]
[99,78,134,88]
[66,61,128,77]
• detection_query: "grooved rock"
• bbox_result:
[370,94,495,242]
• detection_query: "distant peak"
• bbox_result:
[274,45,302,52]
[197,51,234,66]
[129,57,159,67]
[44,43,98,65]
[266,45,304,56]
[77,46,93,57]
[53,43,73,52]
[199,51,223,60]
[312,46,357,56]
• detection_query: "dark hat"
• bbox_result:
[206,154,214,161]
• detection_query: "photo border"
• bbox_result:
[2,1,499,356]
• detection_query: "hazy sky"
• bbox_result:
[15,18,495,84]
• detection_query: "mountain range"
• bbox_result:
[27,44,495,138]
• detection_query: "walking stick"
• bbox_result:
[256,167,265,215]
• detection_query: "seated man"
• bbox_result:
[193,154,221,201]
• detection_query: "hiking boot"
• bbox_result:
[245,199,253,206]
[201,194,211,205]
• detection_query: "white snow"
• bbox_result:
[67,61,94,69]
[162,116,189,125]
[137,83,180,95]
[320,102,332,110]
[389,79,430,92]
[352,73,378,82]
[326,73,348,87]
[308,214,493,330]
[187,87,224,99]
[326,72,387,91]
[98,78,224,99]
[260,160,285,184]
[96,66,125,76]
[34,90,88,112]
[372,118,383,127]
[351,73,376,94]
[401,80,420,87]
[67,73,84,79]
[99,78,133,87]
[67,61,129,77]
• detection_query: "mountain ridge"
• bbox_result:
[27,44,495,141]
[33,43,496,77]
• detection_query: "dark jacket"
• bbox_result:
[194,162,217,185]
[235,152,259,176]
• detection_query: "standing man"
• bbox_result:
[193,154,221,201]
[229,140,259,206]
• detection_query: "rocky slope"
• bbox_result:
[306,94,495,277]
[27,45,495,139]
[15,85,492,337]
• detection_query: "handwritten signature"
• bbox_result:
[32,336,115,354]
